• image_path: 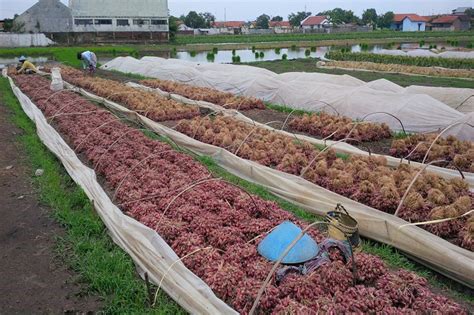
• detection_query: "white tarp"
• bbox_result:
[7,74,237,315]
[375,49,474,59]
[0,33,54,47]
[102,57,472,140]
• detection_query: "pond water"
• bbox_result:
[0,41,469,68]
[173,42,466,64]
[174,45,372,64]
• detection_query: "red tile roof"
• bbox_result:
[212,21,246,28]
[393,14,429,23]
[301,16,328,26]
[431,15,461,24]
[270,21,291,27]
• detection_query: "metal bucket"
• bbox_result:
[325,204,360,247]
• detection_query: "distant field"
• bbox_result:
[174,30,474,45]
[248,58,474,89]
[0,46,138,67]
[326,51,474,70]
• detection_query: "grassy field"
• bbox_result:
[249,58,474,89]
[326,51,474,70]
[174,30,474,45]
[0,30,473,59]
[0,46,138,67]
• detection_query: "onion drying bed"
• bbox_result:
[10,73,470,314]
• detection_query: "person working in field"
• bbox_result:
[77,50,98,74]
[16,56,38,74]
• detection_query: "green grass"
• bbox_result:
[326,51,474,70]
[249,58,474,89]
[0,46,138,67]
[265,102,314,116]
[0,77,184,314]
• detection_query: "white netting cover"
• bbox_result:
[0,33,54,47]
[102,57,473,140]
[374,49,474,59]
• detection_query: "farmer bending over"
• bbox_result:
[77,51,97,74]
[17,56,38,74]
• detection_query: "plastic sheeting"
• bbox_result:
[102,57,472,140]
[375,49,474,59]
[0,33,54,47]
[404,85,474,114]
[66,81,474,288]
[6,74,237,315]
[128,81,474,190]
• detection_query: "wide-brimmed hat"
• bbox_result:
[19,56,27,62]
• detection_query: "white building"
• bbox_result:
[301,16,330,31]
[69,0,169,33]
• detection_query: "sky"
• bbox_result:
[0,0,472,20]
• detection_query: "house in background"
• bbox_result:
[391,14,428,31]
[452,7,471,15]
[269,21,292,33]
[301,16,330,32]
[431,15,470,31]
[212,21,246,35]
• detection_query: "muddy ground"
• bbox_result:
[0,99,101,314]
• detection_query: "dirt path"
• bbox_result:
[0,101,101,314]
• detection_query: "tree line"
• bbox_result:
[176,8,397,30]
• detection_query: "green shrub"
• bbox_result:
[190,51,197,57]
[275,47,281,54]
[255,52,260,58]
[232,55,241,63]
[259,51,264,58]
[310,46,317,52]
[212,47,218,54]
[232,49,236,56]
[340,47,351,53]
[206,52,215,61]
[252,46,256,52]
[291,44,297,50]
[447,39,459,47]
[282,54,288,60]
[305,49,311,57]
[419,40,425,47]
